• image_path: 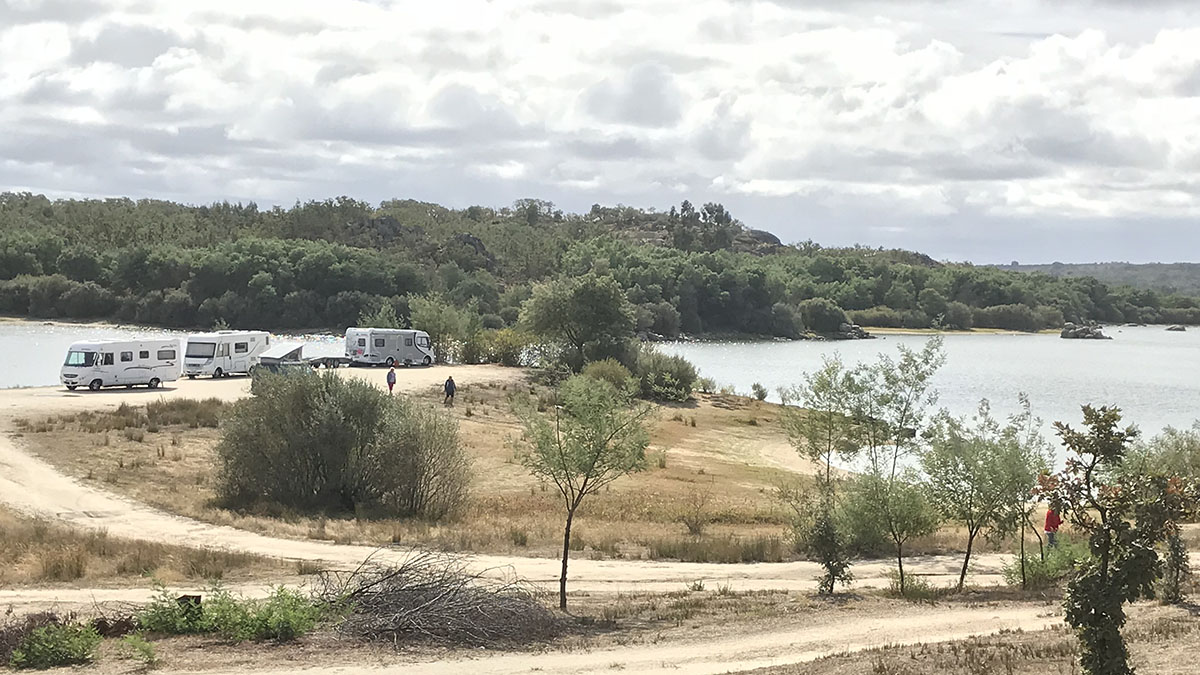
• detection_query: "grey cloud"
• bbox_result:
[565,135,657,160]
[693,94,751,161]
[997,100,1167,170]
[0,0,104,24]
[71,23,184,67]
[583,63,683,127]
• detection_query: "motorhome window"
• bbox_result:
[217,344,229,357]
[64,351,96,367]
[405,338,413,346]
[139,351,149,359]
[417,336,430,348]
[120,352,133,362]
[357,338,366,347]
[234,342,248,353]
[102,353,114,366]
[157,349,177,360]
[187,342,216,358]
[374,338,385,347]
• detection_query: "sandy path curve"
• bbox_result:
[198,605,1059,675]
[0,371,1015,602]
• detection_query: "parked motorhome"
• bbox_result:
[345,328,434,366]
[60,338,184,391]
[184,331,271,378]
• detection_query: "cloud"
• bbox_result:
[583,63,683,128]
[3,0,1200,261]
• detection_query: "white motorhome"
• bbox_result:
[60,338,184,391]
[345,328,434,366]
[184,331,271,378]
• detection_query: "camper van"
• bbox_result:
[184,331,271,378]
[60,338,184,391]
[345,328,435,366]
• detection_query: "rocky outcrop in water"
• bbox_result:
[834,323,874,340]
[1061,322,1112,340]
[1167,325,1187,332]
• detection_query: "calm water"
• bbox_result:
[0,322,344,389]
[660,327,1200,441]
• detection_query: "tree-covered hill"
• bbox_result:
[2,192,1198,336]
[1002,261,1200,297]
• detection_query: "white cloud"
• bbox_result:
[4,0,1200,260]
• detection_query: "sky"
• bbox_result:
[3,0,1200,263]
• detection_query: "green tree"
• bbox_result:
[409,293,475,364]
[923,397,1051,591]
[849,337,946,595]
[1042,406,1199,675]
[358,301,402,329]
[798,297,848,333]
[781,356,858,593]
[520,272,635,371]
[514,375,653,609]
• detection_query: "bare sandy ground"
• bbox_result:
[0,371,1059,673]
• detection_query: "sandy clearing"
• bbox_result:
[195,605,1059,675]
[0,372,1017,604]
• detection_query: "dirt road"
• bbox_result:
[0,374,1060,673]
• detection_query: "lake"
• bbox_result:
[2,321,1197,442]
[0,321,345,389]
[659,327,1200,442]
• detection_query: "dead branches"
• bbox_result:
[316,551,562,648]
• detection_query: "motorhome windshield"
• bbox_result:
[186,342,216,358]
[64,351,96,367]
[416,336,430,348]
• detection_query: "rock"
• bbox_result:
[1167,325,1187,332]
[833,323,874,340]
[1060,321,1112,340]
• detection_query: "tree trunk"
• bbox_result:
[896,543,906,596]
[957,530,977,592]
[559,508,576,610]
[1019,522,1028,590]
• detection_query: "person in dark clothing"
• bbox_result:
[443,376,456,405]
[1045,508,1062,548]
[386,366,396,394]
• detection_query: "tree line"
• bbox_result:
[2,192,1199,338]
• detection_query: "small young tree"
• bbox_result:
[847,336,946,595]
[923,397,1051,591]
[780,355,858,593]
[514,374,653,609]
[1041,406,1198,675]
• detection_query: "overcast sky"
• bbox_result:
[4,0,1200,263]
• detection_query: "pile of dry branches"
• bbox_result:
[316,551,562,648]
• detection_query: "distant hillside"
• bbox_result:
[1002,262,1200,296]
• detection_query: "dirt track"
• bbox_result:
[0,371,1059,673]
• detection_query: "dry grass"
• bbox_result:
[0,506,286,585]
[12,386,1042,563]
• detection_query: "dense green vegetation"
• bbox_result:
[1006,261,1200,297]
[3,192,1199,340]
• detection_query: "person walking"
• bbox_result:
[1045,508,1062,548]
[386,366,396,394]
[443,375,456,405]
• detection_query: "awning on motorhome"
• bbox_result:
[258,343,304,363]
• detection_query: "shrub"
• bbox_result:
[218,370,470,519]
[632,346,696,402]
[799,297,848,333]
[582,358,635,393]
[139,584,320,643]
[121,633,157,667]
[943,301,974,330]
[36,546,87,581]
[697,377,717,394]
[973,304,1040,332]
[751,383,768,401]
[885,570,949,603]
[9,623,101,669]
[482,328,532,367]
[1002,536,1091,591]
[849,306,903,328]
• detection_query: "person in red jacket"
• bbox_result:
[1045,508,1062,548]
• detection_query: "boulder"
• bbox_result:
[1166,325,1187,332]
[833,323,874,340]
[1060,321,1112,340]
